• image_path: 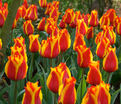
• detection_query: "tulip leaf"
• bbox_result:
[111,88,121,104]
[77,76,86,104]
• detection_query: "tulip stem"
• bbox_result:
[107,73,111,83]
[81,68,84,100]
[14,81,17,104]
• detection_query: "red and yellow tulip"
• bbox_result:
[0,38,2,49]
[37,17,46,31]
[39,0,47,8]
[86,26,94,40]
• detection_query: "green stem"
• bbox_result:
[50,58,52,67]
[107,73,111,83]
[14,81,17,104]
[81,68,84,100]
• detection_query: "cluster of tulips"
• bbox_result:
[0,0,121,104]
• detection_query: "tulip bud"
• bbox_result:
[76,19,88,36]
[52,1,59,10]
[45,3,52,15]
[59,19,67,29]
[23,20,34,35]
[0,10,5,27]
[88,10,99,27]
[86,61,102,85]
[58,77,76,104]
[76,45,93,68]
[103,47,118,73]
[40,36,60,58]
[96,37,110,59]
[116,21,121,36]
[39,0,47,8]
[86,26,94,40]
[59,29,71,52]
[73,33,86,51]
[95,32,103,44]
[29,34,40,52]
[0,38,2,49]
[37,17,45,31]
[22,82,43,104]
[23,0,28,9]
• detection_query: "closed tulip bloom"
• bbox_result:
[73,33,86,51]
[37,17,45,31]
[86,61,102,85]
[52,1,59,10]
[22,82,43,104]
[59,29,71,52]
[116,21,121,36]
[58,77,76,104]
[59,19,67,29]
[100,14,110,29]
[63,8,74,24]
[29,34,40,52]
[86,26,94,40]
[0,10,5,27]
[83,13,90,26]
[88,10,99,27]
[95,31,103,45]
[82,81,111,104]
[47,67,62,93]
[103,26,116,45]
[96,37,110,59]
[25,5,38,20]
[76,45,93,68]
[76,19,88,36]
[23,20,34,35]
[50,25,59,37]
[5,49,28,80]
[39,0,47,8]
[103,47,118,73]
[40,36,60,58]
[23,0,28,9]
[0,38,2,49]
[45,3,52,15]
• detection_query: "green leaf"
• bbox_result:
[111,88,121,104]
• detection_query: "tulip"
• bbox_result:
[95,31,103,44]
[83,13,90,26]
[40,36,60,58]
[0,38,2,49]
[86,61,102,85]
[103,26,116,45]
[86,26,94,40]
[76,45,93,68]
[37,17,45,31]
[29,34,40,52]
[63,8,74,24]
[5,49,28,80]
[45,3,52,15]
[96,37,110,59]
[73,33,86,51]
[23,0,28,9]
[50,25,59,37]
[39,0,47,8]
[88,10,99,27]
[100,14,110,29]
[22,82,43,104]
[59,29,71,52]
[115,20,121,36]
[25,5,38,20]
[76,19,88,36]
[59,19,67,29]
[23,20,34,35]
[52,1,59,10]
[82,81,111,104]
[103,47,118,73]
[58,77,76,104]
[0,10,5,27]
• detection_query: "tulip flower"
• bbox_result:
[59,19,67,29]
[23,0,28,9]
[63,8,74,24]
[0,38,2,49]
[100,14,110,29]
[0,10,5,27]
[73,33,86,51]
[40,36,60,58]
[29,34,40,52]
[50,25,59,37]
[82,81,111,104]
[45,3,52,15]
[25,5,38,20]
[103,26,116,45]
[96,37,110,59]
[95,31,103,44]
[59,29,71,52]
[58,77,76,104]
[23,20,34,35]
[115,20,121,36]
[86,26,94,40]
[76,19,88,36]
[47,63,71,93]
[86,61,102,85]
[88,10,99,27]
[52,1,59,10]
[22,82,43,104]
[37,17,45,31]
[103,47,118,73]
[83,13,90,26]
[76,45,93,68]
[5,48,28,80]
[39,0,47,8]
